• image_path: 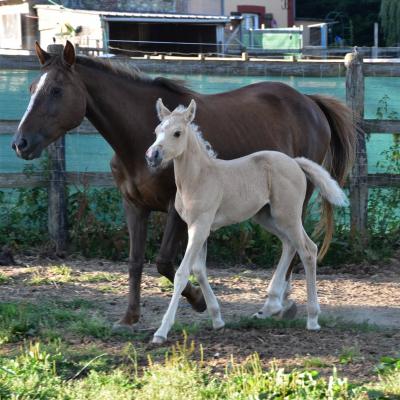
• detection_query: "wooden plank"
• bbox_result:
[363,119,400,133]
[0,172,46,188]
[0,172,397,189]
[346,50,369,237]
[0,119,98,134]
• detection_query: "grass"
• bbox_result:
[2,339,399,399]
[158,275,199,292]
[25,265,121,286]
[0,340,372,400]
[0,272,11,284]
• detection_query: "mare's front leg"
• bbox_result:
[153,221,210,344]
[156,203,207,312]
[113,199,150,331]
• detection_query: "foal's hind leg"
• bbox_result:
[273,214,320,330]
[252,209,297,319]
[192,242,224,330]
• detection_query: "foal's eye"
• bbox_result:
[50,87,62,97]
[174,131,181,138]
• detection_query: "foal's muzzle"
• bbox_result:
[145,146,163,168]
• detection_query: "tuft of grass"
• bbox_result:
[0,301,114,344]
[367,356,400,398]
[338,346,362,365]
[27,265,74,285]
[78,271,121,283]
[158,275,199,293]
[0,272,11,284]
[303,357,331,369]
[226,316,307,330]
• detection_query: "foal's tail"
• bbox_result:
[307,95,356,260]
[295,157,349,208]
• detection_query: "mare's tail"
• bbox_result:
[307,95,356,260]
[295,157,349,208]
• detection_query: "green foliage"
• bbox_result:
[68,185,128,260]
[297,0,381,46]
[380,0,400,46]
[0,300,113,344]
[0,339,367,400]
[0,164,48,248]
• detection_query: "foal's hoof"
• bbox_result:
[212,319,225,330]
[112,321,134,334]
[186,289,207,313]
[152,335,167,344]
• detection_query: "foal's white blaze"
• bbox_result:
[18,72,48,130]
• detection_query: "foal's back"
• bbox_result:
[211,151,307,230]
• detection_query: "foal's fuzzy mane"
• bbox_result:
[173,106,217,159]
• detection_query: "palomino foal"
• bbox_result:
[146,99,348,344]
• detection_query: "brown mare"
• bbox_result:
[12,41,355,331]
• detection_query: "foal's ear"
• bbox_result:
[63,40,76,67]
[184,99,197,123]
[35,41,52,66]
[156,98,171,120]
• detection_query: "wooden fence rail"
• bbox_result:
[1,49,399,251]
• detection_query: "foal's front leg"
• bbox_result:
[192,243,225,330]
[153,222,210,344]
[156,203,207,312]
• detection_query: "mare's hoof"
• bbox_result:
[279,301,298,320]
[112,321,134,334]
[187,290,207,313]
[152,335,167,344]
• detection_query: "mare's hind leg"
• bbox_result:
[192,242,225,330]
[252,208,297,319]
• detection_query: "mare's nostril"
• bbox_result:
[154,150,159,159]
[19,138,28,150]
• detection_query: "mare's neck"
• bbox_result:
[174,128,213,192]
[76,62,158,168]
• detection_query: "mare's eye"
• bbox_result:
[50,87,62,97]
[174,131,181,138]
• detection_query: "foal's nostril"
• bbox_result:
[11,142,16,151]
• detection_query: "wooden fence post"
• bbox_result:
[345,49,369,239]
[47,44,68,254]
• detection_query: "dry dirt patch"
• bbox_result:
[0,255,399,382]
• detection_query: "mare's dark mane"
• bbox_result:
[76,56,193,94]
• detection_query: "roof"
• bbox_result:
[34,4,231,24]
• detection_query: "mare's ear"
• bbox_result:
[35,41,52,65]
[184,99,197,123]
[63,40,76,67]
[156,98,171,120]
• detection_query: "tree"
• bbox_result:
[296,0,381,46]
[380,0,400,46]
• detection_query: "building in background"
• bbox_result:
[0,0,296,54]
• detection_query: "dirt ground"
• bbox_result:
[1,254,399,383]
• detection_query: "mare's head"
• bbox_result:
[12,41,86,159]
[145,98,197,168]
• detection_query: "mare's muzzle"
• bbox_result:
[145,145,163,168]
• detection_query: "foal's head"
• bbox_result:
[145,98,196,168]
[11,41,86,160]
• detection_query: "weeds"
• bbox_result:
[0,339,370,399]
